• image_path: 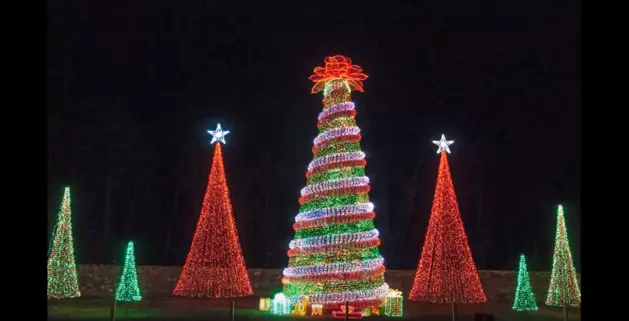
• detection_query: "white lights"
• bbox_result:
[318,102,355,121]
[314,126,361,146]
[308,152,365,172]
[295,203,374,222]
[207,123,230,144]
[283,258,385,277]
[300,176,370,197]
[432,134,454,154]
[289,229,380,249]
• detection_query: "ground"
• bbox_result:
[48,297,580,321]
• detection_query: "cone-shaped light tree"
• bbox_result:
[545,205,580,307]
[409,135,486,304]
[116,241,142,302]
[48,186,81,299]
[282,55,388,309]
[174,124,253,298]
[512,254,538,311]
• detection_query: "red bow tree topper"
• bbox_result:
[308,55,369,94]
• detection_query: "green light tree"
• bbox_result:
[512,254,538,311]
[546,205,580,320]
[47,186,81,299]
[116,241,142,302]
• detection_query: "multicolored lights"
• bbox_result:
[282,56,387,309]
[512,254,538,311]
[47,187,81,300]
[545,205,581,307]
[409,139,486,304]
[173,133,252,298]
[384,289,404,317]
[115,241,142,302]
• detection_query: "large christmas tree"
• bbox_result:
[116,241,142,302]
[174,124,253,298]
[545,205,580,307]
[282,55,388,309]
[409,135,486,304]
[47,186,81,299]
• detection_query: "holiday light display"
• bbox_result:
[512,254,537,311]
[115,241,142,302]
[291,295,310,316]
[545,205,581,307]
[173,127,253,298]
[409,136,486,304]
[47,187,81,299]
[384,289,404,316]
[272,293,290,315]
[282,55,388,309]
[259,297,271,312]
[311,304,323,316]
[332,305,363,319]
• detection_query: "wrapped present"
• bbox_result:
[259,297,271,312]
[332,305,363,319]
[271,293,289,315]
[361,307,372,317]
[311,304,323,316]
[384,289,403,317]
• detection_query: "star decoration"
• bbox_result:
[432,134,454,154]
[207,123,230,144]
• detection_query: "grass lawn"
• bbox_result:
[47,297,580,321]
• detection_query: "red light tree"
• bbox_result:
[174,124,253,298]
[409,135,486,308]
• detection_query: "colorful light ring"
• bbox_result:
[284,276,385,296]
[283,257,384,277]
[289,247,381,267]
[314,142,362,159]
[289,229,380,250]
[308,152,365,172]
[312,135,362,154]
[318,102,355,122]
[300,194,370,214]
[299,185,370,204]
[307,160,367,179]
[308,166,365,185]
[313,126,361,147]
[294,220,374,240]
[294,212,376,230]
[318,110,357,129]
[296,202,374,222]
[300,176,370,199]
[287,238,381,257]
[290,283,389,308]
[283,265,386,283]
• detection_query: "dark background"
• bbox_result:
[47,1,580,270]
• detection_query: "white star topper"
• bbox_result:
[207,123,230,144]
[432,134,454,154]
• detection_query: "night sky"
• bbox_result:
[47,1,581,271]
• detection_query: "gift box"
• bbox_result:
[259,297,271,312]
[384,289,403,317]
